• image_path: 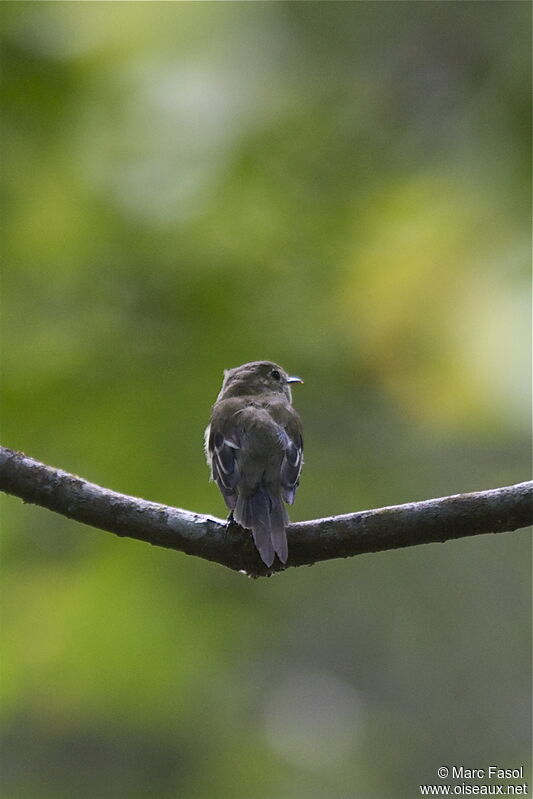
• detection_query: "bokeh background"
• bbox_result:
[1,2,531,798]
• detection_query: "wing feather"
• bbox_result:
[207,427,241,510]
[280,430,303,505]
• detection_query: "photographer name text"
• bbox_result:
[452,768,524,780]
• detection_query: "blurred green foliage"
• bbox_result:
[1,3,531,798]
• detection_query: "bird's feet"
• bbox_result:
[225,511,236,536]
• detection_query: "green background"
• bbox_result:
[1,2,531,798]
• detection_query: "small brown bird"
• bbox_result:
[205,361,304,567]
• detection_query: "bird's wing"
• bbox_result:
[278,420,304,506]
[206,425,241,510]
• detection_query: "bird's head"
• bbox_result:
[218,361,303,403]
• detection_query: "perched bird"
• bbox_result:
[205,361,304,567]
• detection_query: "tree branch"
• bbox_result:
[0,446,531,577]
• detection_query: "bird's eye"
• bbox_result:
[270,369,281,381]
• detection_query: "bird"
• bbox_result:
[205,361,304,567]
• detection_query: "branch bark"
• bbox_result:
[0,446,531,577]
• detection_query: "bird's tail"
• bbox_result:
[235,485,288,567]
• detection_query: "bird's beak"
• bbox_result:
[286,375,304,384]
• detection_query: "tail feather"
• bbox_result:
[251,520,276,568]
[270,499,289,564]
[234,485,288,567]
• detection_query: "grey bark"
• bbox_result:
[0,446,531,577]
